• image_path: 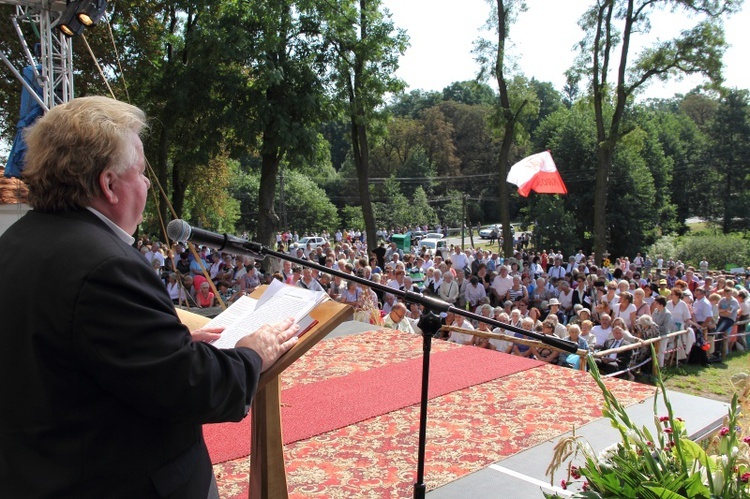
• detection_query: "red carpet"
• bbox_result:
[204,344,543,464]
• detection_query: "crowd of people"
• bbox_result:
[142,230,750,379]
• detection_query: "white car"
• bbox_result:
[290,236,327,251]
[424,232,445,240]
[479,224,514,239]
[417,238,448,254]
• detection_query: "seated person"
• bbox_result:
[383,302,415,334]
[579,319,597,350]
[532,320,561,363]
[196,281,216,308]
[448,314,474,345]
[559,324,588,368]
[594,326,632,377]
[511,317,535,357]
[488,312,514,354]
[472,303,494,348]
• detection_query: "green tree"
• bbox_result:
[389,89,442,118]
[228,168,339,236]
[709,89,750,233]
[373,177,411,228]
[208,0,334,249]
[437,190,465,229]
[571,0,741,263]
[534,102,599,251]
[325,0,408,248]
[441,80,496,106]
[521,195,579,255]
[410,186,439,228]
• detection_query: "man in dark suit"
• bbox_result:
[595,326,633,377]
[0,97,299,498]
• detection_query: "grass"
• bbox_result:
[659,349,749,403]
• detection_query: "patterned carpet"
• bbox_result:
[211,329,655,498]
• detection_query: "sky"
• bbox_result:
[382,0,750,101]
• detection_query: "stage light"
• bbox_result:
[57,1,85,37]
[76,0,109,27]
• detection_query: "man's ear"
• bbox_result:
[98,169,118,204]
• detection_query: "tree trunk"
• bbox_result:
[498,127,514,258]
[350,0,377,251]
[593,144,613,265]
[257,140,281,250]
[351,117,377,251]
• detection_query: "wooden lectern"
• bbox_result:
[177,287,352,499]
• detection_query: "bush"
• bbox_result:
[648,234,749,270]
[647,236,678,264]
[676,234,749,270]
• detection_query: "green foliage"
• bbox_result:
[340,206,365,231]
[709,89,750,233]
[648,233,750,269]
[546,354,750,498]
[441,80,496,107]
[228,168,339,235]
[410,187,439,228]
[648,236,679,263]
[437,190,465,228]
[675,234,750,269]
[521,195,579,255]
[184,155,242,234]
[373,177,412,229]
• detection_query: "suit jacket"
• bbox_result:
[0,210,263,498]
[600,338,633,370]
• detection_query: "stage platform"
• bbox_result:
[210,320,730,498]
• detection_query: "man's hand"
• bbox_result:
[235,318,299,372]
[191,326,224,343]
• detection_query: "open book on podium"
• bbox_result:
[175,281,352,499]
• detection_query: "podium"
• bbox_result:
[176,287,352,499]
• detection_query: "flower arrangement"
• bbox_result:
[545,350,750,498]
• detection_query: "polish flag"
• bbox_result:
[506,150,567,197]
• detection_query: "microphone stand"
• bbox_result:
[177,235,577,498]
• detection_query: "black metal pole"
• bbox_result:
[412,310,443,499]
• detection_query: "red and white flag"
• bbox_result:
[506,150,567,197]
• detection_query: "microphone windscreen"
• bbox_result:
[167,219,191,243]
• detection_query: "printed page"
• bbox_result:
[202,295,258,330]
[210,282,328,349]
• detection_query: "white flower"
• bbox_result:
[711,468,725,495]
[626,429,643,445]
[597,443,620,465]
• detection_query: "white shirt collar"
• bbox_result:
[86,207,136,246]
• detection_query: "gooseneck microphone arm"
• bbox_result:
[166,219,577,353]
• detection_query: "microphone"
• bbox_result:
[167,219,266,259]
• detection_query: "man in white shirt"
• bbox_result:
[548,258,566,280]
[451,246,468,273]
[591,314,613,346]
[448,314,474,345]
[691,287,713,328]
[144,242,166,269]
[491,266,513,304]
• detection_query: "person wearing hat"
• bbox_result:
[658,278,671,297]
[548,297,566,325]
[569,306,590,327]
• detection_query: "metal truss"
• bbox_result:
[1,0,74,110]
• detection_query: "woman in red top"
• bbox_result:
[196,281,216,308]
